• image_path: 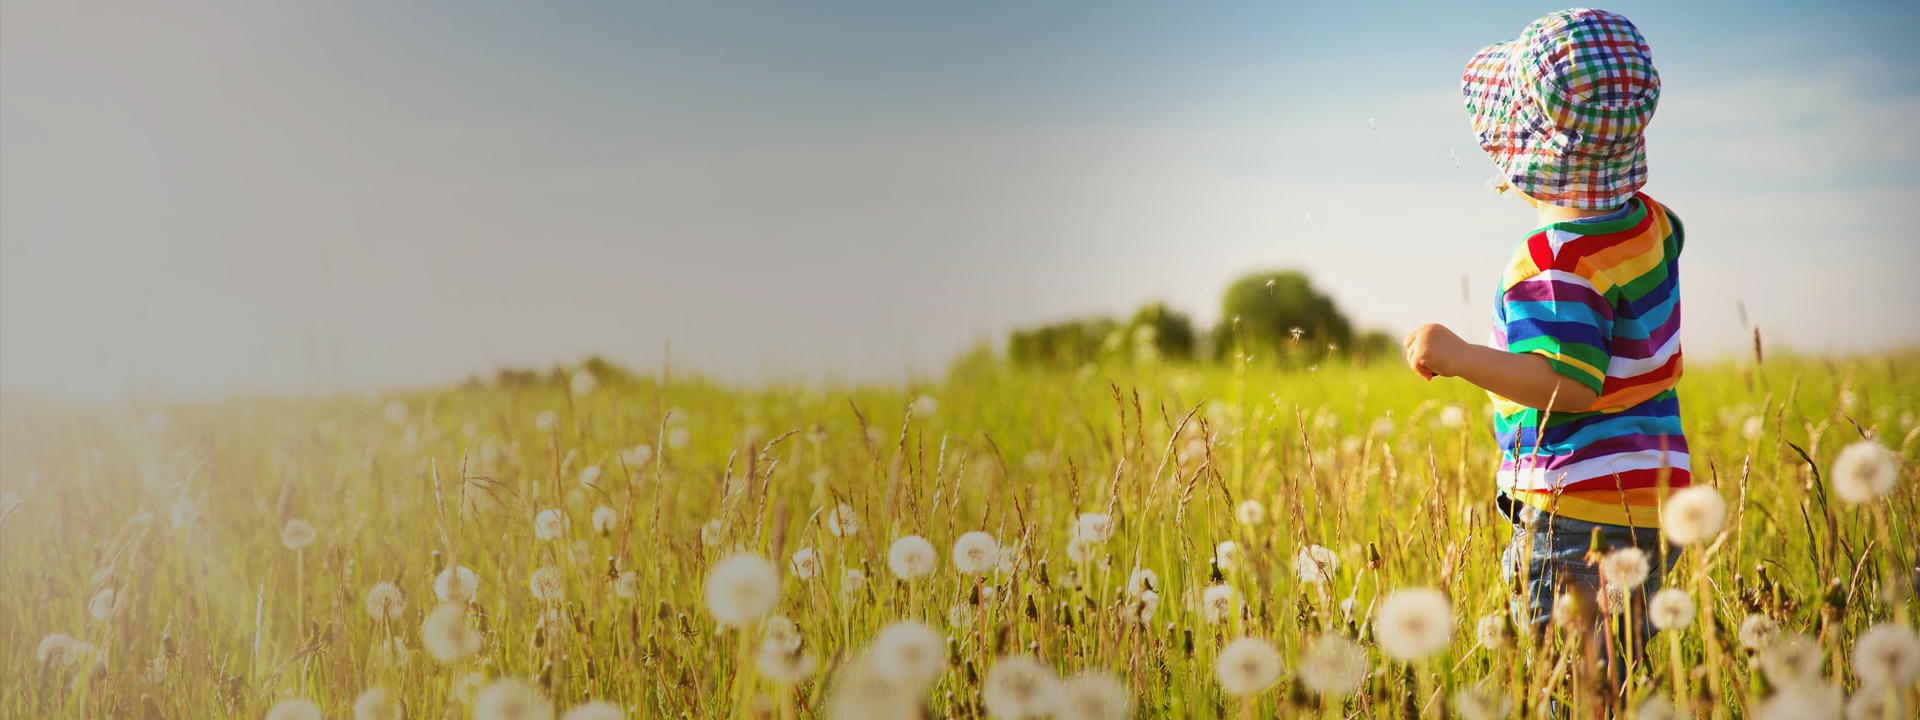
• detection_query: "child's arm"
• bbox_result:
[1402,323,1599,412]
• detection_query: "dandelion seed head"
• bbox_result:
[533,509,568,541]
[1073,514,1113,543]
[88,588,119,621]
[364,581,406,621]
[1740,614,1780,650]
[1851,622,1920,687]
[827,655,917,720]
[1761,632,1825,687]
[1452,685,1511,720]
[870,620,947,686]
[952,532,1000,574]
[36,633,91,670]
[704,553,780,626]
[569,369,598,396]
[1661,486,1727,545]
[1374,588,1454,661]
[789,547,821,580]
[1438,405,1466,429]
[436,565,478,603]
[1755,682,1841,720]
[1742,416,1765,441]
[474,678,555,720]
[755,640,818,685]
[887,535,937,580]
[578,466,603,490]
[1056,671,1133,720]
[1476,613,1514,651]
[1126,568,1159,598]
[1844,686,1907,720]
[666,426,691,449]
[353,687,400,720]
[824,504,861,537]
[762,615,803,654]
[1214,637,1282,696]
[1214,541,1240,572]
[1297,632,1368,696]
[1831,440,1898,505]
[265,699,323,720]
[947,603,972,628]
[280,519,317,550]
[1601,547,1651,590]
[983,655,1063,719]
[913,395,939,416]
[528,567,565,602]
[1066,536,1091,564]
[622,445,653,467]
[534,410,560,434]
[842,568,867,597]
[421,603,481,662]
[1236,499,1265,526]
[1129,590,1161,625]
[613,570,639,599]
[1202,584,1238,625]
[1293,545,1339,585]
[591,506,618,535]
[1636,695,1679,720]
[558,700,623,720]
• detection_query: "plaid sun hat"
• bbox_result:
[1463,9,1659,209]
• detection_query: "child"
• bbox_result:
[1403,8,1686,661]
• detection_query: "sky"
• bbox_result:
[3,0,1916,403]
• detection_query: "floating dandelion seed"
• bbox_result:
[1649,589,1694,630]
[952,531,1000,574]
[871,620,948,686]
[280,519,317,550]
[1755,682,1842,720]
[559,700,623,720]
[1056,671,1133,720]
[474,678,554,720]
[825,504,861,537]
[1304,212,1312,226]
[1601,547,1651,590]
[88,588,118,621]
[1202,584,1238,625]
[1368,117,1376,130]
[364,582,406,621]
[790,547,821,580]
[1374,588,1454,661]
[1485,173,1513,195]
[1831,440,1898,504]
[983,655,1063,719]
[1661,486,1727,545]
[578,465,602,490]
[1235,499,1265,526]
[421,603,480,662]
[1297,632,1368,696]
[528,567,564,602]
[383,401,408,425]
[756,640,818,684]
[265,699,323,720]
[1215,637,1282,696]
[1476,613,1514,650]
[1073,514,1114,543]
[1761,632,1825,687]
[1450,146,1461,168]
[1126,568,1159,598]
[569,368,598,396]
[353,687,400,720]
[1851,622,1920,687]
[704,553,780,626]
[888,535,938,580]
[1293,545,1339,585]
[614,571,639,599]
[534,509,567,540]
[591,506,617,535]
[436,565,478,603]
[1739,614,1780,651]
[1452,684,1511,720]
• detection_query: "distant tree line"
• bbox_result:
[1007,269,1395,368]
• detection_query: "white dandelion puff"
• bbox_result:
[1845,686,1907,720]
[1851,622,1920,687]
[983,655,1063,719]
[913,395,939,415]
[1742,416,1765,441]
[1438,405,1465,429]
[1831,440,1899,505]
[364,581,406,621]
[1293,545,1339,585]
[824,504,861,537]
[280,519,317,550]
[1649,589,1694,630]
[952,532,1000,574]
[1374,588,1454,661]
[1739,614,1780,650]
[1214,637,1282,696]
[1066,536,1092,564]
[578,465,603,490]
[666,426,691,449]
[569,368,598,396]
[826,654,918,720]
[1202,584,1238,625]
[755,641,818,685]
[763,615,803,654]
[591,506,617,535]
[1601,547,1651,590]
[421,603,481,662]
[1236,499,1265,526]
[1126,568,1159,598]
[474,677,554,720]
[614,571,639,599]
[436,566,478,603]
[353,687,401,720]
[1297,633,1368,696]
[1073,514,1114,543]
[1636,695,1680,720]
[1129,590,1161,625]
[534,410,560,434]
[1476,613,1514,651]
[528,567,565,602]
[559,700,623,720]
[87,588,119,621]
[870,620,948,687]
[700,519,725,546]
[703,554,780,626]
[1214,541,1240,572]
[887,535,938,580]
[1452,684,1512,720]
[36,633,91,670]
[1761,632,1825,687]
[1056,671,1133,720]
[622,445,654,468]
[1756,682,1842,720]
[842,568,867,597]
[1661,486,1727,545]
[266,699,323,720]
[789,547,821,580]
[533,509,567,541]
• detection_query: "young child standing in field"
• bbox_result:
[1402,8,1686,654]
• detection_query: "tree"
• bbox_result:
[1213,270,1354,360]
[1127,302,1196,362]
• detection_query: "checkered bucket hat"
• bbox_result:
[1463,9,1659,209]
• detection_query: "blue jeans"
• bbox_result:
[1497,493,1680,660]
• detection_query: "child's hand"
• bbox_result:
[1403,324,1467,380]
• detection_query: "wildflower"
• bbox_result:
[87,588,119,621]
[871,620,948,686]
[1126,568,1159,598]
[1214,637,1282,696]
[1643,591,1689,629]
[281,519,317,550]
[436,565,478,603]
[353,687,400,720]
[591,506,617,535]
[569,368,597,396]
[1452,684,1511,720]
[534,509,567,540]
[535,410,560,434]
[422,603,481,662]
[1056,671,1133,720]
[704,554,780,626]
[1202,584,1238,625]
[1214,541,1240,572]
[266,699,323,720]
[1851,622,1920,687]
[1073,514,1114,543]
[1661,486,1727,545]
[790,547,821,580]
[666,426,690,449]
[1755,682,1842,720]
[1761,632,1825,687]
[474,677,554,720]
[1297,632,1368,696]
[525,567,565,602]
[1739,614,1780,651]
[756,640,818,684]
[887,535,937,580]
[384,401,408,425]
[614,571,638,599]
[1831,440,1898,505]
[1438,405,1466,429]
[842,568,867,597]
[365,581,406,621]
[1294,545,1339,585]
[1236,500,1265,526]
[579,465,603,490]
[764,615,803,654]
[1600,547,1651,590]
[1476,613,1513,651]
[952,532,1000,574]
[1845,687,1907,720]
[1374,588,1454,661]
[983,655,1063,719]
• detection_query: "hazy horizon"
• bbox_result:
[5,0,1916,404]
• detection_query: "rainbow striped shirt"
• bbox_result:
[1490,193,1688,528]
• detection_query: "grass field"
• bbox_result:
[3,351,1916,719]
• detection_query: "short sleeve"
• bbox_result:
[1500,270,1613,395]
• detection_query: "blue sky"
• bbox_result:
[3,0,1916,401]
